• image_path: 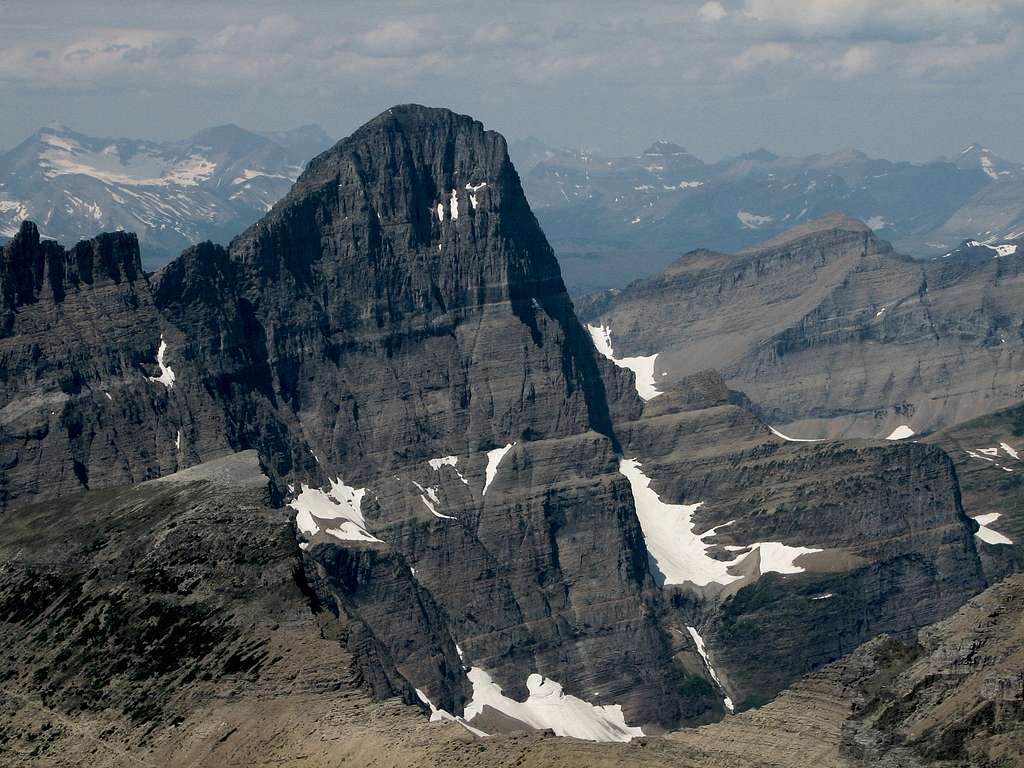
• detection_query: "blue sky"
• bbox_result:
[2,0,1023,161]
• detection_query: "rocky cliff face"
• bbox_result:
[2,454,1017,767]
[148,105,690,729]
[0,107,1003,747]
[577,213,1024,439]
[0,221,209,509]
[615,374,986,710]
[924,404,1023,584]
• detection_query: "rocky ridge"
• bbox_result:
[577,213,1024,439]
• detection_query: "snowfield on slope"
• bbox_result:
[619,458,822,587]
[586,324,661,400]
[463,668,644,742]
[289,478,383,543]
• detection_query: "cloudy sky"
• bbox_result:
[2,0,1022,161]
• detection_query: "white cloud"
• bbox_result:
[732,42,798,71]
[740,0,1014,42]
[699,2,728,22]
[838,45,877,76]
[360,20,432,57]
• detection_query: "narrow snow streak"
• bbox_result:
[463,668,643,742]
[686,627,734,712]
[415,689,488,738]
[483,443,515,496]
[586,324,661,400]
[412,480,456,520]
[148,335,176,388]
[768,426,823,443]
[972,513,1013,545]
[289,478,382,543]
[999,442,1020,460]
[886,425,915,440]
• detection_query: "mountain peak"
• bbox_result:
[231,103,565,316]
[955,142,1015,180]
[42,120,72,134]
[187,123,268,153]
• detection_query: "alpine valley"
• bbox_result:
[1,106,1021,768]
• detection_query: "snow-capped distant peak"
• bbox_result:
[36,132,218,188]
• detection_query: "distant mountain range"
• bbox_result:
[0,122,333,268]
[510,138,1024,293]
[2,123,1020,291]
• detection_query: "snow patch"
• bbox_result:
[966,450,995,463]
[619,458,822,587]
[483,443,515,496]
[0,200,32,237]
[972,513,1013,545]
[39,135,215,187]
[686,627,733,712]
[289,478,383,543]
[230,168,292,185]
[147,335,176,389]
[463,668,643,742]
[1000,442,1020,460]
[465,182,486,210]
[811,593,835,600]
[757,542,823,574]
[450,189,459,220]
[885,425,915,440]
[586,324,661,400]
[429,455,469,485]
[968,240,1018,257]
[980,155,999,181]
[436,202,445,222]
[737,210,773,228]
